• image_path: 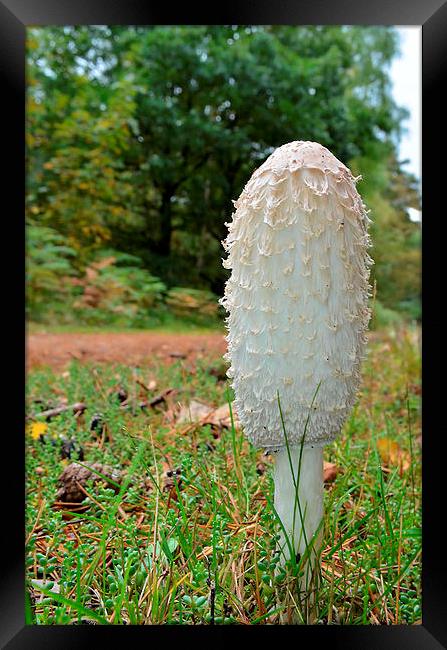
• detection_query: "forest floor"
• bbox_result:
[27,331,227,370]
[26,325,421,625]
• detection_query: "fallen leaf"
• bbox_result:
[203,403,240,430]
[168,401,240,434]
[323,461,339,483]
[176,399,214,424]
[377,438,410,473]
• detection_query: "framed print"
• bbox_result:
[1,0,445,647]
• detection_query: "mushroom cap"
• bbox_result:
[221,141,372,449]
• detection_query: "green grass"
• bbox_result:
[25,325,421,625]
[27,318,224,335]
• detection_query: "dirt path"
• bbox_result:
[27,331,227,370]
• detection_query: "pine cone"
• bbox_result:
[56,462,122,503]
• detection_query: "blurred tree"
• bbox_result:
[351,149,421,319]
[26,25,420,321]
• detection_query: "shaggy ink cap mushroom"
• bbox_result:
[220,141,373,451]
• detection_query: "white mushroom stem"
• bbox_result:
[274,445,324,572]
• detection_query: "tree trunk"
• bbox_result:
[158,188,173,256]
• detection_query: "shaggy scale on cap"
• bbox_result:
[220,141,372,450]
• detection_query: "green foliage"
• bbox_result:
[70,251,168,327]
[27,237,221,328]
[26,25,421,324]
[26,225,78,319]
[370,300,402,330]
[351,151,421,321]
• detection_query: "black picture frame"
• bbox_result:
[2,1,445,647]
